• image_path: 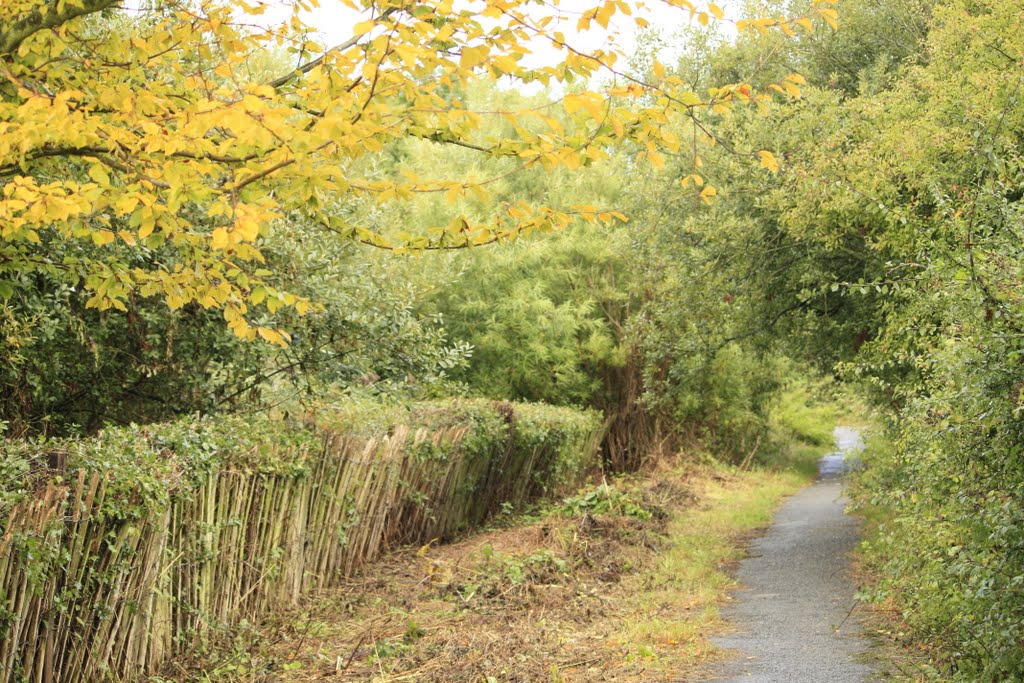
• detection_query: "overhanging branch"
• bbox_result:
[0,0,119,55]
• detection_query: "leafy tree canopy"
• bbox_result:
[0,0,833,342]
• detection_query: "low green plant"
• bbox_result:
[559,481,653,520]
[475,546,571,587]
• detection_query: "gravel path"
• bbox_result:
[705,427,875,682]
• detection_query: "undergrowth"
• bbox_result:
[165,455,822,682]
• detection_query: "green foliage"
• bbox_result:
[422,214,630,408]
[767,377,838,448]
[559,481,653,521]
[0,230,467,437]
[852,342,1024,679]
[789,0,1024,676]
[315,398,603,500]
[404,169,663,469]
[669,0,1024,675]
[476,546,571,587]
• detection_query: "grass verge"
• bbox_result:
[160,454,818,683]
[608,465,810,679]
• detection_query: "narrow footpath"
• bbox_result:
[706,427,875,682]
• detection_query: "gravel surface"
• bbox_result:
[704,427,875,682]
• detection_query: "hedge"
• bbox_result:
[0,399,603,682]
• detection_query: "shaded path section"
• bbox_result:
[705,427,874,682]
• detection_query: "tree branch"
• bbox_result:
[265,7,398,89]
[0,0,119,55]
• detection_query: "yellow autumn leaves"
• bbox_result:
[759,151,780,173]
[0,0,832,343]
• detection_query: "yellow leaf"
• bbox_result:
[699,185,718,203]
[817,7,838,29]
[660,130,680,152]
[758,150,780,173]
[92,229,116,246]
[563,92,604,120]
[257,326,287,347]
[138,216,156,238]
[234,215,260,241]
[251,84,276,99]
[469,184,491,203]
[708,3,725,19]
[88,164,110,187]
[211,227,230,250]
[781,81,802,98]
[228,317,252,338]
[680,91,703,107]
[460,45,490,69]
[353,20,375,36]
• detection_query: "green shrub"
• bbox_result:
[850,340,1024,679]
[559,482,653,520]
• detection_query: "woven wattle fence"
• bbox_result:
[0,400,603,682]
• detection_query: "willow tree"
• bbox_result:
[0,0,834,343]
